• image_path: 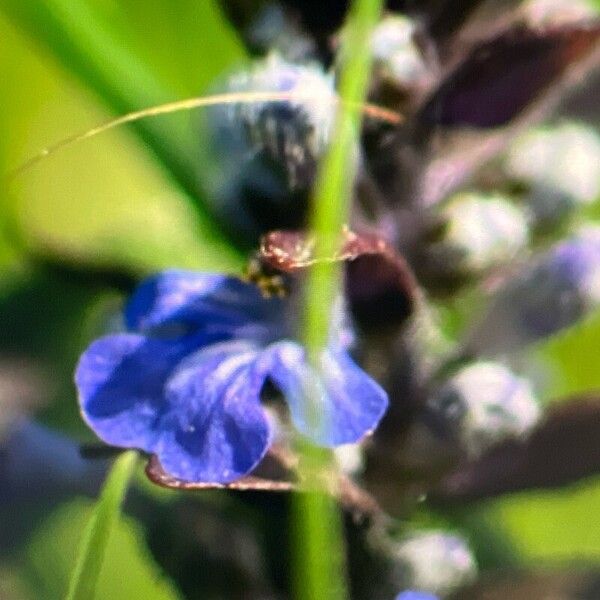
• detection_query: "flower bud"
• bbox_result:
[202,53,336,238]
[390,531,477,596]
[505,122,600,227]
[469,227,600,354]
[428,192,529,276]
[369,15,429,93]
[427,362,541,458]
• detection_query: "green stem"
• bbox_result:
[303,0,384,357]
[66,450,138,600]
[293,1,384,599]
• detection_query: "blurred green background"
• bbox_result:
[0,1,599,598]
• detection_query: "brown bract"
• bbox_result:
[146,445,383,520]
[146,445,298,492]
[259,229,419,328]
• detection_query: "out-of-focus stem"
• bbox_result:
[293,1,384,599]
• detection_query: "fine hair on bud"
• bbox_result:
[200,52,337,239]
[427,361,541,458]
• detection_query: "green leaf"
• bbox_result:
[92,0,246,97]
[0,0,246,256]
[533,310,600,402]
[433,476,600,571]
[26,496,182,600]
[0,0,189,176]
[302,0,385,358]
[65,451,138,600]
[483,477,600,564]
[0,11,243,274]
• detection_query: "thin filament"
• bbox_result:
[8,91,403,181]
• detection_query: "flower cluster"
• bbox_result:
[74,1,600,597]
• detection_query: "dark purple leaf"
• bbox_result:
[421,23,600,127]
[433,395,600,503]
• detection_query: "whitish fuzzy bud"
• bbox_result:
[370,16,429,91]
[469,227,600,354]
[428,362,541,458]
[202,53,336,237]
[435,192,529,274]
[506,122,600,226]
[391,531,477,596]
[212,53,335,186]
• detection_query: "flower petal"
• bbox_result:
[75,333,193,450]
[157,341,272,483]
[125,270,281,339]
[263,341,388,446]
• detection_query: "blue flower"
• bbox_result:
[75,270,388,483]
[395,592,438,600]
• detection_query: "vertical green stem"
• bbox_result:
[293,1,384,599]
[66,450,138,600]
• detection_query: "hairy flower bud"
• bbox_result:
[427,362,541,458]
[369,15,429,93]
[469,227,600,354]
[390,531,477,596]
[428,192,529,276]
[202,53,336,238]
[506,122,600,227]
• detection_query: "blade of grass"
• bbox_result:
[66,450,138,600]
[304,0,385,357]
[293,1,384,599]
[0,0,243,254]
[1,0,193,181]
